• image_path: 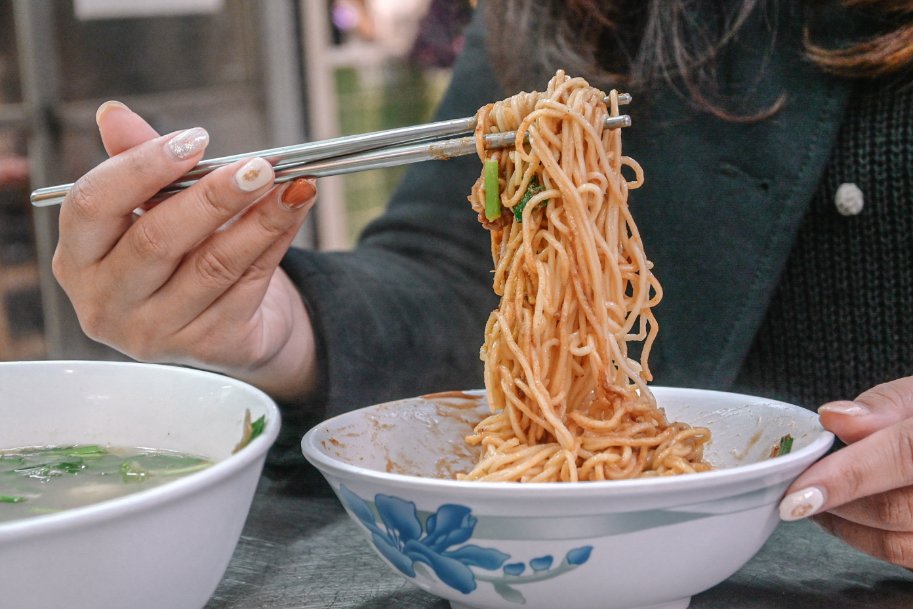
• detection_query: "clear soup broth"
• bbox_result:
[0,445,212,523]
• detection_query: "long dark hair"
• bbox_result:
[484,0,913,120]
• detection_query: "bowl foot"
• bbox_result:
[449,598,690,609]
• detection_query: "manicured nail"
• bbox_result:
[234,157,274,192]
[818,401,869,416]
[167,127,209,160]
[279,178,316,210]
[95,100,130,125]
[779,487,825,521]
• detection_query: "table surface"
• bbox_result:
[206,472,913,609]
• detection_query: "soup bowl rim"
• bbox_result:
[0,360,281,541]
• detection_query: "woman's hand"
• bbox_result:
[779,376,913,568]
[53,101,319,401]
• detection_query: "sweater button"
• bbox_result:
[835,183,864,216]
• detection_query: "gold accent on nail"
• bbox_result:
[779,487,825,521]
[234,158,274,192]
[790,503,814,518]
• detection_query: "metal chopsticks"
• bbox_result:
[30,93,631,207]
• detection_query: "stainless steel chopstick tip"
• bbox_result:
[604,92,632,106]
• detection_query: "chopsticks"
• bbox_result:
[30,94,631,207]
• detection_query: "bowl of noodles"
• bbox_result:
[302,388,832,609]
[308,71,832,609]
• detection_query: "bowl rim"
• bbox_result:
[0,360,281,541]
[301,386,834,498]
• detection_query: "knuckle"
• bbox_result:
[64,175,105,222]
[76,305,106,341]
[879,533,913,568]
[194,339,232,367]
[893,420,913,484]
[50,248,67,284]
[859,379,913,415]
[123,149,160,182]
[870,492,913,528]
[254,208,289,237]
[194,247,240,287]
[240,258,272,283]
[194,176,237,219]
[130,216,172,261]
[119,320,165,362]
[834,462,869,501]
[125,338,156,363]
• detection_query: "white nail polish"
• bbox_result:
[234,158,274,192]
[818,402,869,416]
[167,127,209,160]
[779,487,825,521]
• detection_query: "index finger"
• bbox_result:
[58,127,209,266]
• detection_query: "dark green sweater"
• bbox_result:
[734,76,913,407]
[280,3,909,443]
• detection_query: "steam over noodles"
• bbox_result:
[463,71,711,482]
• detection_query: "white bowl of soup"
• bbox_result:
[0,360,280,609]
[302,387,833,609]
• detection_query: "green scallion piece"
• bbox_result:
[249,415,266,443]
[514,178,546,222]
[777,434,794,456]
[0,495,27,504]
[483,159,501,221]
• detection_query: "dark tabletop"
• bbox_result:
[206,472,913,609]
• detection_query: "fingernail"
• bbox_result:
[779,487,825,521]
[167,127,209,160]
[95,100,130,125]
[279,178,316,210]
[234,157,274,192]
[818,401,869,416]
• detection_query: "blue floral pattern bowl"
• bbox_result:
[302,388,833,609]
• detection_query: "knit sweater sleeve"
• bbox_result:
[280,11,503,421]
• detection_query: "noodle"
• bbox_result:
[461,71,711,482]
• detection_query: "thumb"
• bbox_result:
[817,376,913,444]
[777,376,913,522]
[95,101,160,156]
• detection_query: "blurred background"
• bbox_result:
[0,0,474,361]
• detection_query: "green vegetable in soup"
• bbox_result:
[0,445,212,523]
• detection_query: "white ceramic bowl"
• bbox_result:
[302,387,833,609]
[0,361,280,609]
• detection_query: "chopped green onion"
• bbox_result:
[63,445,108,457]
[249,415,266,443]
[234,412,268,453]
[120,460,149,483]
[777,434,794,456]
[119,454,210,483]
[483,159,502,221]
[514,178,546,222]
[0,495,27,504]
[14,460,86,480]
